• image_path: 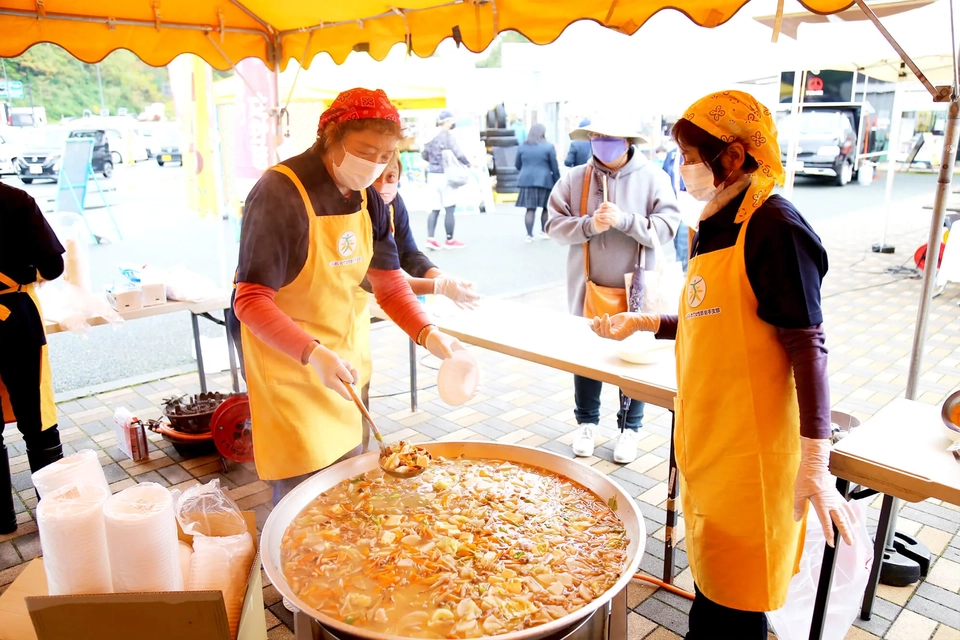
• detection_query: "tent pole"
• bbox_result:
[905,97,958,399]
[783,69,805,200]
[876,77,904,253]
[271,39,282,164]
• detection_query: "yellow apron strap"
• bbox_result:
[270,165,317,217]
[270,164,369,219]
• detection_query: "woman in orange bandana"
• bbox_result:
[592,91,858,638]
[233,89,466,505]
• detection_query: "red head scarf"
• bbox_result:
[317,88,401,136]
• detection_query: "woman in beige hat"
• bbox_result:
[545,118,680,464]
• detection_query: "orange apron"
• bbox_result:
[241,165,372,481]
[0,272,57,430]
[674,209,805,612]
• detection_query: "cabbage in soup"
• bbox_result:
[280,458,628,638]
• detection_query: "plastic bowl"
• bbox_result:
[437,349,480,406]
[941,389,960,443]
[615,333,672,365]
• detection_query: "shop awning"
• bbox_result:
[0,0,858,71]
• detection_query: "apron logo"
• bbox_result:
[687,276,706,309]
[338,231,357,258]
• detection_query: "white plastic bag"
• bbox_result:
[640,232,685,315]
[766,500,873,640]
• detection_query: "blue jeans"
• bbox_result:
[674,221,689,273]
[573,375,644,431]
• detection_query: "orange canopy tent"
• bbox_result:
[0,0,858,70]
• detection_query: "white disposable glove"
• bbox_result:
[422,326,466,360]
[434,276,481,310]
[794,437,858,547]
[591,313,661,340]
[307,343,357,401]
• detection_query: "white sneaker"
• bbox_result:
[283,597,298,612]
[571,424,597,458]
[613,430,640,464]
[536,231,549,240]
[525,236,533,243]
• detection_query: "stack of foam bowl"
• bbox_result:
[615,332,670,365]
[437,349,480,406]
[190,533,255,639]
[36,483,113,595]
[103,483,182,592]
[32,449,110,499]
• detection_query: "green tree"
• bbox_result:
[2,44,171,121]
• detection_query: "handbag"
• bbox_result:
[442,149,469,189]
[579,166,629,318]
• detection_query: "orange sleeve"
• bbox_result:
[234,282,316,364]
[366,268,432,342]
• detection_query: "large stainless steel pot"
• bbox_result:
[261,441,645,640]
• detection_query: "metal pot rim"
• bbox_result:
[260,441,645,640]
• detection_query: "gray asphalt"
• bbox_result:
[1,163,940,394]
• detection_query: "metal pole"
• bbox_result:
[270,39,282,165]
[27,83,35,125]
[783,69,805,200]
[877,77,904,252]
[906,97,958,397]
[881,97,960,560]
[96,64,106,114]
[1,59,8,98]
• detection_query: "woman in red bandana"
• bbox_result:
[233,88,465,503]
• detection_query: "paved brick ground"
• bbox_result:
[2,192,959,639]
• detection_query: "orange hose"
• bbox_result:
[632,574,695,600]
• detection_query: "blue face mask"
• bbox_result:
[591,137,628,164]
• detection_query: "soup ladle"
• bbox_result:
[346,383,427,479]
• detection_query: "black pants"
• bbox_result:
[686,585,768,639]
[524,208,547,237]
[0,338,61,456]
[427,205,456,240]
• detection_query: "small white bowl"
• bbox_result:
[437,350,480,406]
[615,333,671,365]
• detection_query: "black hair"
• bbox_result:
[525,123,547,145]
[315,119,402,154]
[672,118,758,181]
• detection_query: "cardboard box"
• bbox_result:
[106,285,142,312]
[140,282,167,307]
[0,512,266,640]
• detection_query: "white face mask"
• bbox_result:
[378,181,399,205]
[332,144,389,191]
[679,162,720,202]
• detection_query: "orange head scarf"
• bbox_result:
[681,90,784,223]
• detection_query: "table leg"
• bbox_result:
[861,494,896,620]
[609,583,627,640]
[808,478,850,640]
[662,410,678,585]
[409,339,418,413]
[224,308,240,393]
[191,313,207,394]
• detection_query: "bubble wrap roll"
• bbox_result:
[178,541,194,590]
[37,483,113,595]
[103,483,183,592]
[32,449,110,499]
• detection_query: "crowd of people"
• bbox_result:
[0,85,855,639]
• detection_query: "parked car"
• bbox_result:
[779,109,858,186]
[155,126,183,166]
[14,127,68,183]
[0,131,17,175]
[67,129,115,178]
[67,116,149,163]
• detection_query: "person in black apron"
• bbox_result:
[0,183,66,534]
